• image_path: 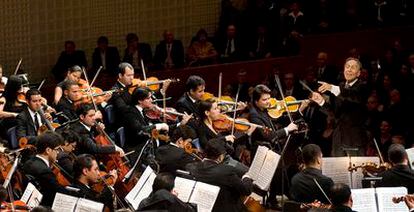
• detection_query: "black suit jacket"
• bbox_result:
[176,93,201,129]
[120,105,155,150]
[52,50,88,81]
[71,181,114,209]
[155,143,197,174]
[216,37,246,62]
[249,106,287,147]
[55,97,78,123]
[315,65,339,84]
[186,160,253,212]
[154,40,185,69]
[377,164,414,193]
[289,167,334,204]
[138,189,196,212]
[22,156,66,206]
[70,121,116,155]
[16,107,47,142]
[123,43,153,67]
[92,46,120,75]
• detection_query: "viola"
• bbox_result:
[213,114,270,133]
[128,77,179,94]
[52,162,72,187]
[267,96,305,119]
[92,171,116,193]
[145,106,187,122]
[348,162,391,174]
[0,153,25,198]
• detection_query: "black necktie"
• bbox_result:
[226,40,231,55]
[34,113,40,130]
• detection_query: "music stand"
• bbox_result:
[343,147,359,189]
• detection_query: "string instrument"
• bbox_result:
[300,201,332,210]
[267,96,304,119]
[213,114,270,133]
[77,87,122,105]
[37,107,60,134]
[243,196,266,212]
[0,200,30,212]
[91,171,116,193]
[183,143,203,161]
[348,162,391,174]
[51,162,72,187]
[0,152,25,199]
[128,77,179,94]
[145,106,188,122]
[392,194,414,203]
[201,92,246,113]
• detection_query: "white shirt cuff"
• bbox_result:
[330,85,341,96]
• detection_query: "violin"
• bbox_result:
[183,143,203,161]
[243,196,266,212]
[145,106,188,122]
[91,171,116,193]
[201,92,247,113]
[267,96,305,119]
[348,162,391,174]
[0,200,30,212]
[128,77,179,94]
[213,114,270,133]
[300,200,332,210]
[52,162,72,187]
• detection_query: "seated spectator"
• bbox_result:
[187,29,217,66]
[248,25,272,59]
[123,33,152,70]
[154,30,185,69]
[92,36,120,76]
[52,40,87,81]
[216,24,245,62]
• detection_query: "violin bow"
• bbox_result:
[81,67,98,110]
[373,138,385,164]
[299,80,315,94]
[274,74,294,123]
[230,83,241,136]
[37,78,46,90]
[140,59,147,81]
[13,58,23,75]
[313,178,333,205]
[218,72,222,100]
[89,66,103,88]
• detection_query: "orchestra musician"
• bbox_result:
[71,154,117,210]
[138,172,196,211]
[56,129,80,177]
[311,57,369,156]
[53,65,82,105]
[155,125,198,174]
[330,183,355,212]
[55,80,82,123]
[377,144,414,193]
[22,131,66,206]
[69,103,124,156]
[16,89,53,143]
[290,144,334,204]
[186,139,253,212]
[176,75,205,120]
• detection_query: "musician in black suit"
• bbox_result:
[186,139,253,212]
[55,80,81,123]
[56,129,80,177]
[138,172,196,211]
[109,62,135,129]
[155,125,198,174]
[52,40,88,81]
[123,33,152,69]
[70,103,124,156]
[290,144,334,204]
[176,75,206,120]
[91,36,120,76]
[16,89,52,142]
[377,144,414,193]
[71,154,116,209]
[330,183,356,212]
[22,131,66,206]
[312,57,369,156]
[154,31,185,69]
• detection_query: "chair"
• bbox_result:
[104,104,115,126]
[7,126,19,149]
[116,127,125,148]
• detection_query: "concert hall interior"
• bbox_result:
[1,1,414,211]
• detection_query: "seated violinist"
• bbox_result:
[377,144,414,193]
[69,103,124,156]
[22,131,66,206]
[138,172,196,211]
[290,144,334,204]
[53,65,82,105]
[55,80,82,123]
[155,125,198,174]
[330,183,355,212]
[176,75,205,119]
[16,89,53,144]
[56,128,80,177]
[71,154,117,210]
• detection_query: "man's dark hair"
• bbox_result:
[186,75,205,92]
[97,36,109,45]
[59,129,80,145]
[130,87,151,106]
[73,154,96,180]
[204,139,226,159]
[388,144,407,164]
[126,33,139,43]
[36,131,64,154]
[62,80,78,92]
[252,84,271,103]
[152,172,175,192]
[302,144,322,165]
[76,103,95,117]
[25,89,41,101]
[118,62,134,75]
[330,183,351,206]
[170,125,197,144]
[198,98,215,120]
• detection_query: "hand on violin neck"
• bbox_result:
[103,92,112,102]
[155,123,169,131]
[180,112,193,126]
[225,135,235,143]
[405,194,414,209]
[285,122,298,133]
[246,125,257,136]
[108,169,118,182]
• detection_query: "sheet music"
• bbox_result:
[255,150,280,191]
[322,157,351,185]
[406,147,414,170]
[20,182,43,208]
[125,166,156,210]
[75,198,104,212]
[174,177,196,202]
[350,157,379,188]
[376,187,408,212]
[351,188,377,212]
[52,192,78,212]
[189,182,220,212]
[248,146,268,181]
